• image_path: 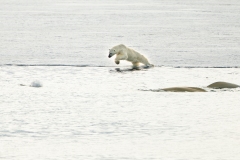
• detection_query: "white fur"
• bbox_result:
[108,44,153,67]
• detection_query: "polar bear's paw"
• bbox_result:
[144,64,154,68]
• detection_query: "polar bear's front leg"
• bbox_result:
[115,51,128,65]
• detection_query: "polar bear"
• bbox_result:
[108,44,153,67]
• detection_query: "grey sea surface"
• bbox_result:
[1,0,240,160]
[0,0,240,67]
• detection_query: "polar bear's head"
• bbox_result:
[108,44,126,58]
[108,48,117,58]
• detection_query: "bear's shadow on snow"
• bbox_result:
[110,66,153,73]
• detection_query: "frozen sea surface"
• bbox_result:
[1,0,240,160]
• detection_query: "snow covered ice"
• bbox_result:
[0,0,240,160]
[1,66,240,160]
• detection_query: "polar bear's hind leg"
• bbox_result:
[137,54,152,67]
